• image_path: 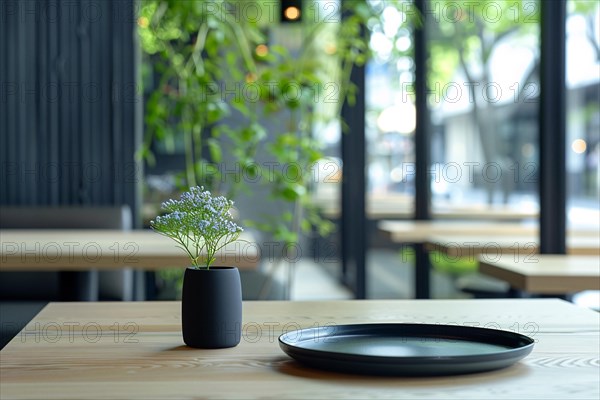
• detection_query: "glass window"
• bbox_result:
[566,0,600,229]
[427,0,540,220]
[366,3,416,217]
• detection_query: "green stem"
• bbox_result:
[170,233,198,267]
[186,23,209,75]
[183,107,197,187]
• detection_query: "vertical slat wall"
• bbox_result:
[0,0,141,226]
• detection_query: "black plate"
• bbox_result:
[278,323,534,376]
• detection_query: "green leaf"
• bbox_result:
[280,184,306,201]
[232,99,250,116]
[207,138,222,163]
[301,219,311,233]
[243,162,260,180]
[249,123,267,141]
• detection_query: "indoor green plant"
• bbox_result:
[137,0,342,248]
[136,2,382,229]
[138,1,415,297]
[151,186,244,348]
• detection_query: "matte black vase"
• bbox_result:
[181,267,242,348]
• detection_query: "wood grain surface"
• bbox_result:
[0,230,259,270]
[378,220,599,243]
[426,235,600,257]
[315,192,538,220]
[1,299,599,399]
[478,255,600,293]
[378,220,537,243]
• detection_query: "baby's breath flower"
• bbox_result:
[150,186,243,269]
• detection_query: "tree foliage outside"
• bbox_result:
[425,0,598,204]
[427,0,541,204]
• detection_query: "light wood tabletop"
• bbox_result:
[478,255,600,294]
[315,192,539,220]
[426,235,600,258]
[378,220,538,243]
[0,230,259,270]
[1,299,599,399]
[378,220,599,244]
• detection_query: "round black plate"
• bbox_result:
[278,323,534,376]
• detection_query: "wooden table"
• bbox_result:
[377,221,599,299]
[1,299,598,399]
[378,220,542,243]
[379,221,537,299]
[316,192,539,220]
[0,230,259,300]
[0,230,259,270]
[478,255,600,294]
[426,235,600,259]
[379,221,535,299]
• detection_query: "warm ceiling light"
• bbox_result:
[571,139,587,154]
[137,16,149,28]
[284,6,300,21]
[324,43,337,55]
[245,73,257,83]
[255,44,269,57]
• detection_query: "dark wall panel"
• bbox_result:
[0,0,142,225]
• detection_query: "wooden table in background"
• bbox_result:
[0,230,259,300]
[377,221,599,299]
[0,230,259,270]
[1,299,598,399]
[378,221,538,299]
[478,255,600,294]
[316,192,539,220]
[426,235,600,258]
[378,220,543,243]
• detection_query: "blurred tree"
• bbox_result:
[428,0,540,203]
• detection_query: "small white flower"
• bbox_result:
[150,186,243,269]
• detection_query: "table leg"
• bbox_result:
[144,271,157,300]
[58,271,99,301]
[414,244,430,299]
[508,288,527,298]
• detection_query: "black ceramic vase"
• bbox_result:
[181,267,242,348]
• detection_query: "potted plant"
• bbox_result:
[150,186,244,348]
